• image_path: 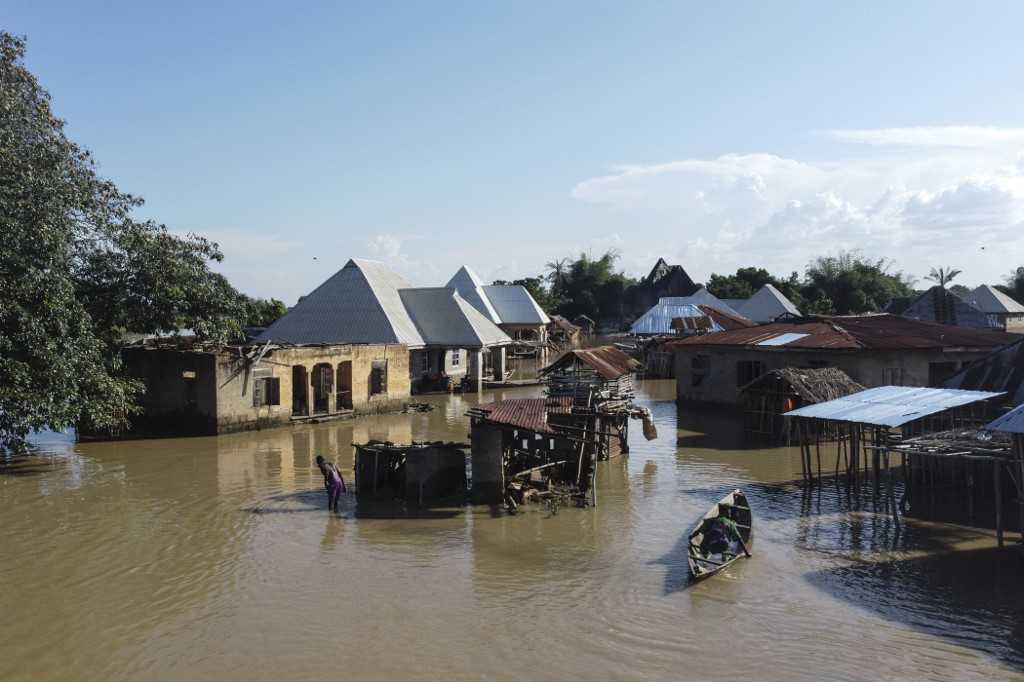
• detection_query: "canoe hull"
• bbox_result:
[687,489,753,581]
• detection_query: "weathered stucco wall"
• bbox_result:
[673,347,997,406]
[216,344,410,432]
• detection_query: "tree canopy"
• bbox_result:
[995,266,1024,304]
[0,33,252,449]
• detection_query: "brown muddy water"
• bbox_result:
[2,380,1023,681]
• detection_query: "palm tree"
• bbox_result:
[926,266,962,289]
[545,257,570,293]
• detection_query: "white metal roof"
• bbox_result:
[629,300,722,336]
[970,285,1024,314]
[481,285,550,325]
[657,288,745,318]
[446,266,502,323]
[257,258,425,347]
[757,332,809,346]
[737,284,801,323]
[784,386,1005,427]
[399,288,511,348]
[986,403,1024,434]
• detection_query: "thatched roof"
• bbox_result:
[739,367,864,404]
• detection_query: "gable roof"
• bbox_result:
[481,285,550,325]
[970,285,1024,314]
[540,346,641,380]
[398,288,511,348]
[629,299,721,335]
[670,314,1019,351]
[903,286,995,329]
[445,266,550,325]
[737,284,801,323]
[986,402,1024,434]
[656,287,744,318]
[257,259,425,347]
[446,266,502,323]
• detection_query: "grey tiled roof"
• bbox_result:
[256,259,425,347]
[447,266,502,323]
[482,285,550,325]
[399,288,511,348]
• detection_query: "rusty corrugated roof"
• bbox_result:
[540,346,640,379]
[669,314,1018,352]
[475,397,572,433]
[698,304,757,330]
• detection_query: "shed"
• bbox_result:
[739,367,865,439]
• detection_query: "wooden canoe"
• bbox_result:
[687,489,753,581]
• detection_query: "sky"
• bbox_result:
[8,1,1024,304]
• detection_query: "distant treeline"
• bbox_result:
[497,250,1024,324]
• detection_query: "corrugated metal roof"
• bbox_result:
[671,314,1019,351]
[630,300,721,335]
[541,346,640,380]
[737,284,801,323]
[482,285,550,325]
[757,332,809,346]
[784,386,1005,427]
[399,288,511,348]
[657,288,745,318]
[475,397,572,433]
[971,285,1024,314]
[446,266,502,323]
[903,286,996,329]
[257,259,425,347]
[698,305,757,330]
[944,336,1024,406]
[986,403,1024,434]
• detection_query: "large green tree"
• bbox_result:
[995,266,1024,304]
[802,252,915,314]
[707,267,805,309]
[545,251,635,323]
[1,33,247,449]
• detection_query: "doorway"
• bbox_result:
[292,366,308,416]
[336,361,353,410]
[312,363,333,414]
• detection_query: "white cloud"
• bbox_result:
[820,126,1024,148]
[570,136,1024,285]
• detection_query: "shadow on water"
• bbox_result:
[246,489,463,520]
[806,546,1024,670]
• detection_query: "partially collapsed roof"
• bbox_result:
[257,259,425,347]
[944,336,1024,406]
[970,284,1024,315]
[986,403,1024,434]
[739,367,864,404]
[540,346,641,380]
[784,386,1005,427]
[698,305,757,331]
[446,266,550,325]
[399,288,511,348]
[258,259,510,348]
[629,299,721,335]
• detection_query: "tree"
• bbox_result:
[995,266,1024,304]
[544,257,570,295]
[547,251,635,323]
[925,266,962,289]
[801,251,915,315]
[240,296,288,328]
[1,33,247,449]
[707,267,806,310]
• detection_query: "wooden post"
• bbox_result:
[1017,436,1024,544]
[994,459,1003,548]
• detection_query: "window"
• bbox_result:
[882,367,904,386]
[451,350,460,367]
[737,360,764,387]
[252,368,280,407]
[691,354,709,387]
[370,360,388,395]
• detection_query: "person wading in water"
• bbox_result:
[316,455,346,512]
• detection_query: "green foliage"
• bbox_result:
[925,266,962,289]
[239,296,288,328]
[547,251,636,323]
[802,251,915,314]
[707,267,806,309]
[995,266,1024,304]
[0,33,248,449]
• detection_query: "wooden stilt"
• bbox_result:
[995,459,1003,548]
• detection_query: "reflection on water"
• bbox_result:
[1,380,1022,681]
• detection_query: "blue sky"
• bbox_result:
[8,1,1024,302]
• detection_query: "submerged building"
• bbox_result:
[671,314,1018,406]
[623,259,701,320]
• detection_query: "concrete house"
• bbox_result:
[122,341,409,436]
[671,314,1018,406]
[968,285,1024,333]
[259,259,512,393]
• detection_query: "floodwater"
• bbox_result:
[2,380,1023,681]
